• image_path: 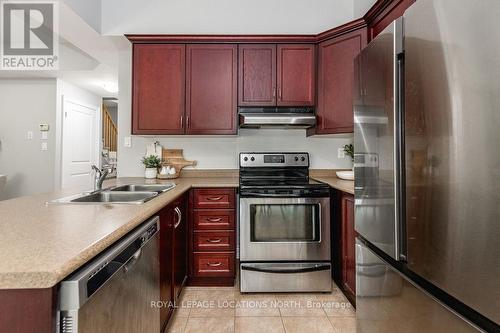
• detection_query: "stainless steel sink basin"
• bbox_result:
[110,183,176,193]
[70,191,158,204]
[49,190,159,205]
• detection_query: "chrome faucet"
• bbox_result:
[91,164,114,191]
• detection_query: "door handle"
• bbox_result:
[174,207,182,229]
[206,238,222,243]
[206,217,222,222]
[205,196,222,201]
[241,264,330,274]
[206,262,222,267]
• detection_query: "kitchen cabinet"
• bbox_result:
[159,193,188,331]
[313,28,367,134]
[132,44,185,135]
[238,44,277,106]
[237,44,315,107]
[341,192,356,303]
[186,44,238,134]
[189,188,237,286]
[277,44,316,106]
[172,195,188,302]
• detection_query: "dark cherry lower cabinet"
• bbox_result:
[188,188,237,286]
[159,194,188,332]
[341,192,356,303]
[313,28,367,135]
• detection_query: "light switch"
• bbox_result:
[39,124,49,131]
[124,136,132,148]
[41,142,48,151]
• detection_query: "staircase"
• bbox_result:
[102,104,117,152]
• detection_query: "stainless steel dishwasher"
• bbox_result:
[58,217,160,333]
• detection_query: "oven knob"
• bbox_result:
[294,156,299,161]
[250,157,255,161]
[300,156,306,162]
[244,157,248,161]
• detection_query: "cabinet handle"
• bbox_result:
[278,87,282,100]
[206,262,222,267]
[180,115,184,128]
[205,196,222,201]
[174,207,182,229]
[206,238,222,243]
[206,217,222,222]
[272,87,276,98]
[186,115,190,128]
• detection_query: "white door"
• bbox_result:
[61,99,99,190]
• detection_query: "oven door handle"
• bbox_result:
[241,264,330,274]
[240,193,300,198]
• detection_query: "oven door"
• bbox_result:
[240,197,330,261]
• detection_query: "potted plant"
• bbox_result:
[141,155,162,179]
[343,144,354,164]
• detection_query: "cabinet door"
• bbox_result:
[173,195,188,301]
[315,29,366,134]
[341,193,356,300]
[186,44,237,134]
[159,205,174,328]
[238,44,276,106]
[132,44,185,134]
[277,44,315,106]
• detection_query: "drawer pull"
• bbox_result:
[206,262,222,267]
[206,196,223,201]
[206,238,222,243]
[206,217,222,222]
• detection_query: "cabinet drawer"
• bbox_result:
[193,253,235,277]
[193,189,235,209]
[194,231,235,252]
[193,210,235,230]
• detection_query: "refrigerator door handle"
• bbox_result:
[394,17,407,262]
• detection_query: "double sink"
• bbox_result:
[50,184,176,205]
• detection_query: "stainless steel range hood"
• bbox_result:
[239,107,316,129]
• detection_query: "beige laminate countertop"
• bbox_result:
[312,176,355,195]
[0,176,238,289]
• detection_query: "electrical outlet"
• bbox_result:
[27,131,33,140]
[124,136,132,148]
[41,142,48,151]
[338,148,345,159]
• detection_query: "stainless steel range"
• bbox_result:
[239,152,332,293]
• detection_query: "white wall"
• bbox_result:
[55,79,103,190]
[353,0,378,18]
[0,79,57,199]
[101,0,354,35]
[62,0,102,33]
[117,47,353,177]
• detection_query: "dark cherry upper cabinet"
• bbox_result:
[132,44,185,134]
[238,44,277,106]
[277,44,316,106]
[313,29,367,135]
[341,192,356,303]
[186,44,238,134]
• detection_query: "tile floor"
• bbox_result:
[166,282,356,333]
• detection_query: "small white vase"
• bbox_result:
[145,168,158,179]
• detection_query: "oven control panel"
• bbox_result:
[240,153,309,167]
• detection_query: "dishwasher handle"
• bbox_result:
[59,216,160,311]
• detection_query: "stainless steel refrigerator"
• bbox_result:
[354,0,500,332]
